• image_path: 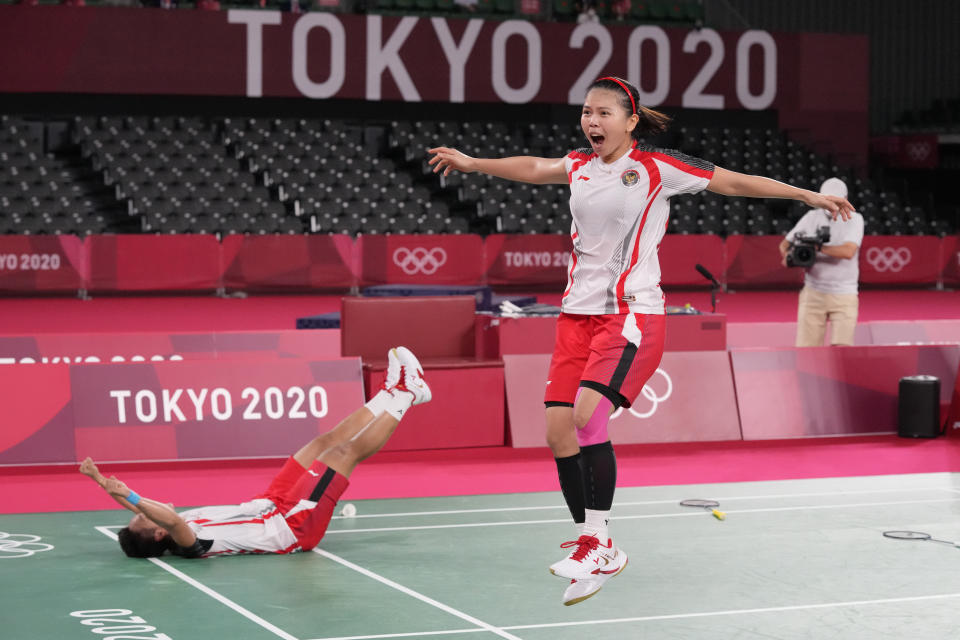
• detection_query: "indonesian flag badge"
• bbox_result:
[621,169,640,188]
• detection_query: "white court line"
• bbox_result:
[501,591,960,632]
[306,591,960,640]
[94,526,300,640]
[312,548,523,640]
[325,497,958,535]
[331,485,959,521]
[307,630,484,640]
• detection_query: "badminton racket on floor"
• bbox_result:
[882,531,960,548]
[680,499,726,521]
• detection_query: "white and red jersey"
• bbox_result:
[176,499,301,557]
[562,143,715,315]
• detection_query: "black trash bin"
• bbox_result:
[897,375,941,438]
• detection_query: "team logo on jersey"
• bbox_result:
[620,169,640,188]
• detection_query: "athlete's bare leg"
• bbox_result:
[546,406,578,457]
[291,406,377,469]
[318,410,403,478]
[304,346,431,477]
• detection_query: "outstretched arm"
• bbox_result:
[707,167,855,221]
[428,147,568,185]
[80,457,142,514]
[80,458,196,547]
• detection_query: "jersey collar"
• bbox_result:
[597,140,638,174]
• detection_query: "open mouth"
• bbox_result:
[589,134,605,147]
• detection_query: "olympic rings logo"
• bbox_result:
[392,247,448,275]
[865,247,912,273]
[611,368,673,420]
[0,532,54,559]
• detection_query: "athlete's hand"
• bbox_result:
[428,147,477,176]
[104,476,131,498]
[79,457,101,479]
[802,191,855,221]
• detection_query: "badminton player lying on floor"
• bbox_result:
[79,347,430,559]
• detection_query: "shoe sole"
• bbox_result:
[395,346,431,404]
[383,348,401,389]
[562,556,628,607]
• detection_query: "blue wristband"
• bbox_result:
[126,490,141,506]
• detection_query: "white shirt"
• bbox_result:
[562,143,714,314]
[786,209,865,295]
[179,499,301,556]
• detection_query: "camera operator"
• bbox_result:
[778,178,865,347]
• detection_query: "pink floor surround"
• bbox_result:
[3,436,958,515]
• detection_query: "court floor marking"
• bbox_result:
[324,497,958,535]
[94,526,300,640]
[312,548,523,640]
[331,485,959,521]
[305,591,960,640]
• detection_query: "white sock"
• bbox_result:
[583,508,610,542]
[363,390,393,418]
[575,522,586,536]
[382,389,414,421]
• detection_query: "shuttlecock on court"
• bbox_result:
[340,503,357,518]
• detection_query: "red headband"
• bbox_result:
[597,76,636,115]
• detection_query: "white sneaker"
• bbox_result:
[394,346,431,405]
[381,348,401,391]
[562,548,628,606]
[549,535,620,580]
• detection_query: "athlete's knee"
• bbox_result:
[309,433,336,452]
[322,442,358,467]
[572,404,595,431]
[574,395,615,447]
[545,425,575,452]
[544,408,577,455]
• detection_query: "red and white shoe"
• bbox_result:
[549,535,621,580]
[393,346,431,405]
[562,548,628,606]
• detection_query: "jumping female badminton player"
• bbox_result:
[429,76,854,605]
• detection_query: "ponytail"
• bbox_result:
[589,76,671,140]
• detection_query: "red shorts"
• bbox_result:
[254,457,349,551]
[545,312,666,408]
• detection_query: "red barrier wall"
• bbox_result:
[222,234,356,291]
[0,357,365,464]
[859,236,941,286]
[731,345,960,439]
[483,234,570,286]
[659,235,724,287]
[357,234,484,286]
[504,351,741,447]
[0,235,86,293]
[0,234,955,294]
[725,235,804,289]
[86,234,222,292]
